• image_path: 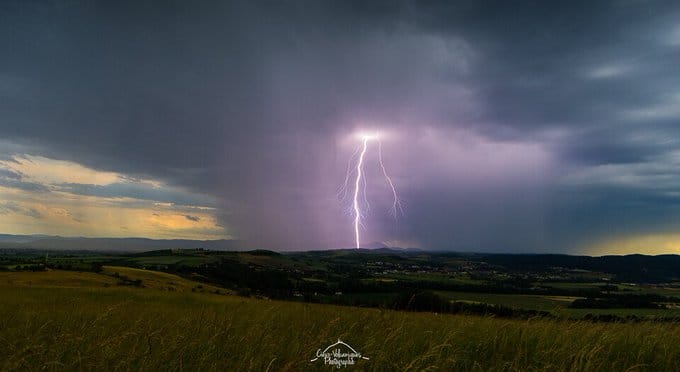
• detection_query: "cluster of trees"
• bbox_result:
[570,294,666,309]
[6,264,46,272]
[174,259,292,298]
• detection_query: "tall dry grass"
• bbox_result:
[1,286,679,371]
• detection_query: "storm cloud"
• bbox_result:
[2,1,680,252]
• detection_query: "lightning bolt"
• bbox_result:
[352,137,369,249]
[337,145,361,201]
[378,139,404,218]
[342,132,403,249]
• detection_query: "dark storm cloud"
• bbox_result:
[0,201,49,221]
[57,182,215,207]
[0,160,48,192]
[2,0,680,251]
[0,168,21,180]
[184,215,200,222]
[0,175,50,193]
[24,208,43,220]
[410,1,680,129]
[0,179,50,193]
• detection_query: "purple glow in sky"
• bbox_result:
[340,132,403,248]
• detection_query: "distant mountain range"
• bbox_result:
[0,234,250,253]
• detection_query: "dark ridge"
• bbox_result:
[246,249,281,256]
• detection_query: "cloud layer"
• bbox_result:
[0,153,225,239]
[2,1,680,252]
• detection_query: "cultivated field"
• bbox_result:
[1,270,680,371]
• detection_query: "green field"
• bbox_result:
[434,289,680,319]
[2,270,680,370]
[434,291,576,311]
[541,282,680,296]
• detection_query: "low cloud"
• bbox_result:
[24,208,43,219]
[0,201,21,215]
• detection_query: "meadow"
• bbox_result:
[1,269,680,371]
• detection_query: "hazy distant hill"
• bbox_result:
[0,234,58,244]
[0,235,249,253]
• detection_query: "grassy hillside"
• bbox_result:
[1,270,680,371]
[0,266,227,294]
[100,266,228,294]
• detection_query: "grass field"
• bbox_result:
[434,290,575,311]
[1,270,680,370]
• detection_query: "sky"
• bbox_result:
[2,1,680,254]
